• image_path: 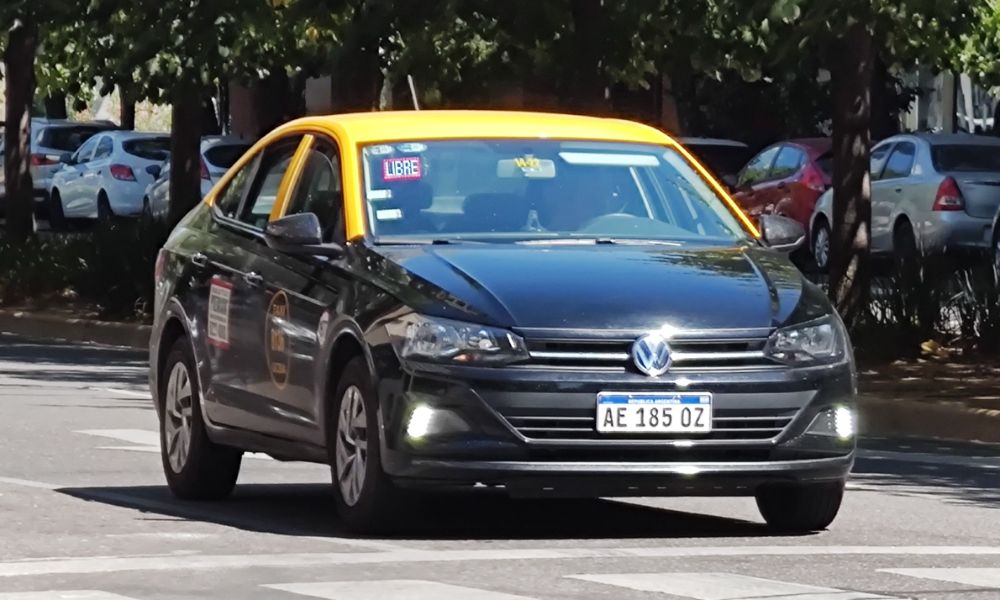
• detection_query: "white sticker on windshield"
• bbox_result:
[376,208,403,221]
[559,152,660,167]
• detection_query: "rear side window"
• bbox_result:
[123,137,170,161]
[38,126,108,152]
[931,144,1000,172]
[204,144,252,169]
[882,143,916,179]
[737,146,779,186]
[770,146,805,179]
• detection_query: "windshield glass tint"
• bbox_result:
[931,144,1000,172]
[362,140,747,243]
[123,137,170,161]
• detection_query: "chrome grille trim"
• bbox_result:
[523,335,777,371]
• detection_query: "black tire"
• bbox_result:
[97,191,114,221]
[812,219,831,273]
[48,189,68,231]
[756,480,845,533]
[893,220,919,280]
[328,356,403,533]
[159,337,242,500]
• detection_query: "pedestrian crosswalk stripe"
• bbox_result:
[0,592,138,600]
[882,568,1000,587]
[265,580,539,600]
[567,573,894,599]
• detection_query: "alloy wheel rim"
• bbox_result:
[815,228,830,269]
[163,361,194,473]
[994,238,1000,277]
[335,385,368,507]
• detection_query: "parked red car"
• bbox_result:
[732,139,832,230]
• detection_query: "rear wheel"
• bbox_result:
[48,189,68,231]
[159,337,242,500]
[756,481,845,533]
[329,356,404,533]
[893,220,919,280]
[812,220,831,272]
[97,191,113,222]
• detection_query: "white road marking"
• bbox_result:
[3,546,1000,577]
[0,593,138,600]
[569,573,892,599]
[882,568,1000,587]
[91,387,150,399]
[266,580,538,599]
[858,449,1000,470]
[0,476,59,490]
[75,429,273,460]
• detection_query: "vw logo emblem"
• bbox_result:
[631,333,672,376]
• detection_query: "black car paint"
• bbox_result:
[151,202,855,495]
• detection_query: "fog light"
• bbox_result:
[834,406,855,440]
[806,406,856,440]
[406,404,435,439]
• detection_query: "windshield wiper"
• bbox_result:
[375,238,485,246]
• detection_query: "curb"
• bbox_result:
[0,309,150,350]
[859,394,1000,444]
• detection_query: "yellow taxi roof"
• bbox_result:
[286,110,677,146]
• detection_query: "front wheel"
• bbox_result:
[97,192,114,222]
[329,356,404,533]
[812,220,831,272]
[48,190,68,231]
[159,338,242,500]
[756,481,845,533]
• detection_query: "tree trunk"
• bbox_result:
[828,23,874,326]
[167,85,204,226]
[44,93,68,119]
[119,85,136,130]
[569,0,606,114]
[3,18,39,242]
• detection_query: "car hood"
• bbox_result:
[364,243,829,332]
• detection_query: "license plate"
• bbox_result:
[596,392,712,433]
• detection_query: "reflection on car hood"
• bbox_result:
[364,243,829,331]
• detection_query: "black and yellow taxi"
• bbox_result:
[150,110,856,533]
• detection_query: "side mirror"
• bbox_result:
[146,164,162,178]
[264,212,344,257]
[720,174,738,192]
[759,214,806,252]
[60,152,74,165]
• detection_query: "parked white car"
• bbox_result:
[144,135,254,219]
[0,118,117,217]
[810,133,1000,271]
[47,131,170,226]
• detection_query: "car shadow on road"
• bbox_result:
[0,335,147,386]
[852,454,1000,510]
[57,482,784,541]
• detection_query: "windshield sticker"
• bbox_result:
[207,277,232,349]
[266,291,291,389]
[497,156,556,179]
[382,156,422,181]
[396,142,427,153]
[558,152,659,167]
[369,144,394,156]
[376,208,403,221]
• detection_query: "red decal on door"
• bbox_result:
[381,156,422,181]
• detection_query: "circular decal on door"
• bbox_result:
[266,291,291,389]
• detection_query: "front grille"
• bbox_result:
[521,336,778,372]
[500,408,795,442]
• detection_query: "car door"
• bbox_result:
[250,134,351,447]
[734,145,780,218]
[200,134,309,440]
[872,141,915,253]
[59,135,100,217]
[768,145,806,220]
[83,135,115,213]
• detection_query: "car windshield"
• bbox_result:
[362,139,749,244]
[931,144,1000,172]
[123,137,171,161]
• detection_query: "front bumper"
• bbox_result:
[373,347,857,497]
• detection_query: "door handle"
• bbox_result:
[894,188,902,193]
[190,252,208,268]
[243,271,263,287]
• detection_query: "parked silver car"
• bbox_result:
[810,133,1000,270]
[0,118,117,215]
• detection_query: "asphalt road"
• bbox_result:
[2,333,1000,600]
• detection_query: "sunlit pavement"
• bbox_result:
[2,333,1000,599]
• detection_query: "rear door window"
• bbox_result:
[881,142,916,180]
[93,136,114,161]
[737,146,779,187]
[123,137,170,161]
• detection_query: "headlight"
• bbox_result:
[385,313,528,365]
[765,316,846,365]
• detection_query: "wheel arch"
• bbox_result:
[153,315,189,413]
[320,327,376,448]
